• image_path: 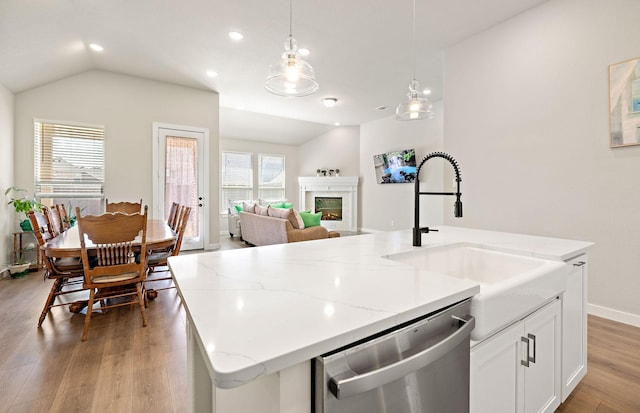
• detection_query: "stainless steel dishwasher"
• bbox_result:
[314,299,474,413]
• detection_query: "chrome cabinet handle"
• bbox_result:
[573,261,586,267]
[528,333,536,364]
[521,336,530,367]
[328,314,475,400]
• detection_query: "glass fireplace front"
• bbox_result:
[315,197,342,221]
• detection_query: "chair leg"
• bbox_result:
[38,278,63,327]
[81,288,96,341]
[136,282,148,327]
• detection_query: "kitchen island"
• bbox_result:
[168,226,592,413]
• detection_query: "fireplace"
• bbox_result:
[315,197,342,221]
[298,176,358,231]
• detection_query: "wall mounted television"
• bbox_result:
[373,148,417,184]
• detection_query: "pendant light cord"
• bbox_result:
[411,0,416,82]
[289,0,293,38]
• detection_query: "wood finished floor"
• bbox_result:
[1,244,639,412]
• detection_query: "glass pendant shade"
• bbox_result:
[396,79,434,120]
[265,35,319,97]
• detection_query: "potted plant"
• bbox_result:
[8,254,30,278]
[4,186,44,231]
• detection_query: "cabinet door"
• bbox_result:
[523,299,561,413]
[562,255,587,401]
[470,321,525,413]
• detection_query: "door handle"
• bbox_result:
[573,261,586,267]
[328,314,475,399]
[521,336,530,367]
[528,333,536,364]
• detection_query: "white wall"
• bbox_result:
[298,126,360,177]
[444,0,640,324]
[0,83,14,268]
[14,70,221,246]
[359,101,445,231]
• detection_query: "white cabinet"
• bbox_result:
[561,255,588,401]
[471,298,562,413]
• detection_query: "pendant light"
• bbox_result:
[265,0,319,97]
[396,0,434,120]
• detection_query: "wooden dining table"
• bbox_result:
[43,219,176,259]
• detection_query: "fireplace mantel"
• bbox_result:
[298,176,358,231]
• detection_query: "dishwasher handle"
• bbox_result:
[328,314,475,400]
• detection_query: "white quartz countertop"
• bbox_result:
[168,226,592,389]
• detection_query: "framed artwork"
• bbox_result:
[609,57,640,147]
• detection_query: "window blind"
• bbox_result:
[258,154,285,201]
[221,151,253,211]
[34,120,105,198]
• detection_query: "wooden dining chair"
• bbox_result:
[58,203,71,230]
[105,198,143,214]
[76,206,149,341]
[145,205,192,297]
[28,210,85,327]
[44,205,65,237]
[167,202,179,230]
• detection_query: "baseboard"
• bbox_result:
[207,242,221,251]
[358,227,384,233]
[587,303,640,328]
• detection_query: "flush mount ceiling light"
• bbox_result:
[88,43,104,52]
[395,0,434,121]
[322,97,337,108]
[228,31,244,41]
[265,0,319,97]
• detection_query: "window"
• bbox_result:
[221,151,253,212]
[34,120,105,215]
[258,154,285,201]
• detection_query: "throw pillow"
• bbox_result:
[268,207,290,220]
[242,202,256,213]
[255,204,270,216]
[270,202,284,209]
[282,202,293,209]
[299,211,322,227]
[288,209,305,229]
[234,204,243,213]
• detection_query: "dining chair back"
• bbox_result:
[105,198,143,214]
[44,205,65,237]
[76,206,149,341]
[58,203,71,231]
[145,205,192,297]
[167,202,179,230]
[28,209,85,327]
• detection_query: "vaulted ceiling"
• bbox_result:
[0,0,548,143]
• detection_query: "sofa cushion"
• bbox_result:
[268,207,290,219]
[242,202,256,213]
[299,211,322,227]
[255,204,270,216]
[289,209,305,229]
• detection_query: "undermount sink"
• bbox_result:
[384,242,568,341]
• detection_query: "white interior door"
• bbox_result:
[153,123,207,250]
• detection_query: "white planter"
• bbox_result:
[9,263,30,275]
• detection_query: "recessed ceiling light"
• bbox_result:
[228,31,244,41]
[299,48,310,56]
[334,122,340,126]
[322,97,338,108]
[206,70,218,77]
[88,43,104,52]
[423,89,432,95]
